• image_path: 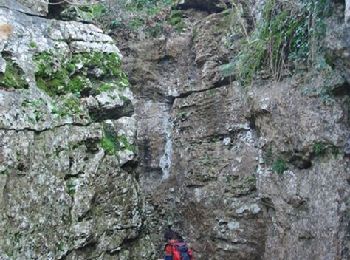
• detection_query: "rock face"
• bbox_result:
[0,0,48,16]
[1,0,350,259]
[0,1,151,259]
[121,1,350,260]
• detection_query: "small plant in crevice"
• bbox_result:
[66,178,78,196]
[272,157,287,174]
[100,130,135,156]
[313,142,327,156]
[116,134,135,153]
[50,95,85,119]
[29,41,37,49]
[100,122,117,155]
[312,142,340,158]
[167,10,185,32]
[101,134,117,155]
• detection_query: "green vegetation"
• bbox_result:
[21,98,46,122]
[49,95,83,118]
[101,135,117,155]
[263,146,288,174]
[100,124,135,156]
[125,0,174,13]
[63,96,81,116]
[101,133,135,155]
[168,10,185,32]
[312,142,340,158]
[66,178,78,196]
[222,0,331,85]
[272,157,287,174]
[29,41,37,49]
[313,142,326,156]
[0,57,28,89]
[100,125,118,155]
[117,134,135,152]
[98,0,183,37]
[97,83,114,93]
[34,51,127,96]
[61,3,107,22]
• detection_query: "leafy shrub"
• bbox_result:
[224,0,331,85]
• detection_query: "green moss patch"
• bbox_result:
[168,10,185,32]
[51,96,82,118]
[101,135,117,155]
[100,129,135,156]
[0,57,28,89]
[21,98,47,122]
[34,51,128,96]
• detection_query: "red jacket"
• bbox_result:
[165,240,193,260]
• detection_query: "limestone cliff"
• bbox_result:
[0,0,349,260]
[0,0,150,259]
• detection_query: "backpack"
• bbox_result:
[171,242,192,260]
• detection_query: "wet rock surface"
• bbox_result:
[123,1,350,259]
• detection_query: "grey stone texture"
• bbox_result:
[0,1,149,259]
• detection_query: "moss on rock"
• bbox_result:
[0,57,28,89]
[34,51,128,96]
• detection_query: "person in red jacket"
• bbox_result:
[164,228,193,260]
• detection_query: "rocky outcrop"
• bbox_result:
[123,8,266,260]
[0,0,48,16]
[0,1,150,259]
[120,1,350,259]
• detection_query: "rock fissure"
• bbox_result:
[0,122,91,132]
